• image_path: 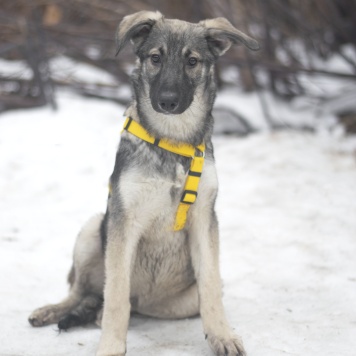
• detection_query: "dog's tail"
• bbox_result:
[57,294,103,331]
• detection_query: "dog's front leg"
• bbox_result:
[190,212,246,356]
[96,220,140,356]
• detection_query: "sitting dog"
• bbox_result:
[29,11,259,356]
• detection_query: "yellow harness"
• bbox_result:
[121,117,205,231]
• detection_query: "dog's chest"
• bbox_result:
[118,159,187,229]
[112,136,217,235]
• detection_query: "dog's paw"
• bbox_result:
[28,305,60,327]
[205,332,246,356]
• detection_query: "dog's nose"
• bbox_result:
[158,91,179,113]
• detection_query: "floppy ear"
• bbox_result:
[116,11,163,55]
[200,17,260,57]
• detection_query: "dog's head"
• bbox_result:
[116,11,259,144]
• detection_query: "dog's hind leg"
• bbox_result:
[57,294,103,330]
[29,214,105,328]
[28,285,82,327]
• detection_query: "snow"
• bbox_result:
[0,58,33,80]
[1,91,356,356]
[214,88,321,132]
[50,56,119,86]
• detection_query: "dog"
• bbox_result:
[28,11,259,356]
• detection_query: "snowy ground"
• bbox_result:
[1,91,356,356]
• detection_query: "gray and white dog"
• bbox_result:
[29,11,259,356]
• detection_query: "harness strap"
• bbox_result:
[122,117,205,231]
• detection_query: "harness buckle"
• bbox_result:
[194,147,205,158]
[180,190,198,205]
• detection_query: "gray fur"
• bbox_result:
[29,11,259,356]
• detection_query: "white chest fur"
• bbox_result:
[116,157,218,239]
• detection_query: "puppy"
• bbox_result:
[29,11,259,356]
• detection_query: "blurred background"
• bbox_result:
[1,0,356,134]
[1,3,356,355]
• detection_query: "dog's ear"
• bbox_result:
[116,11,163,55]
[200,17,260,57]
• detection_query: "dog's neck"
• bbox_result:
[124,100,214,147]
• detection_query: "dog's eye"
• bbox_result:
[188,57,198,67]
[151,54,161,64]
